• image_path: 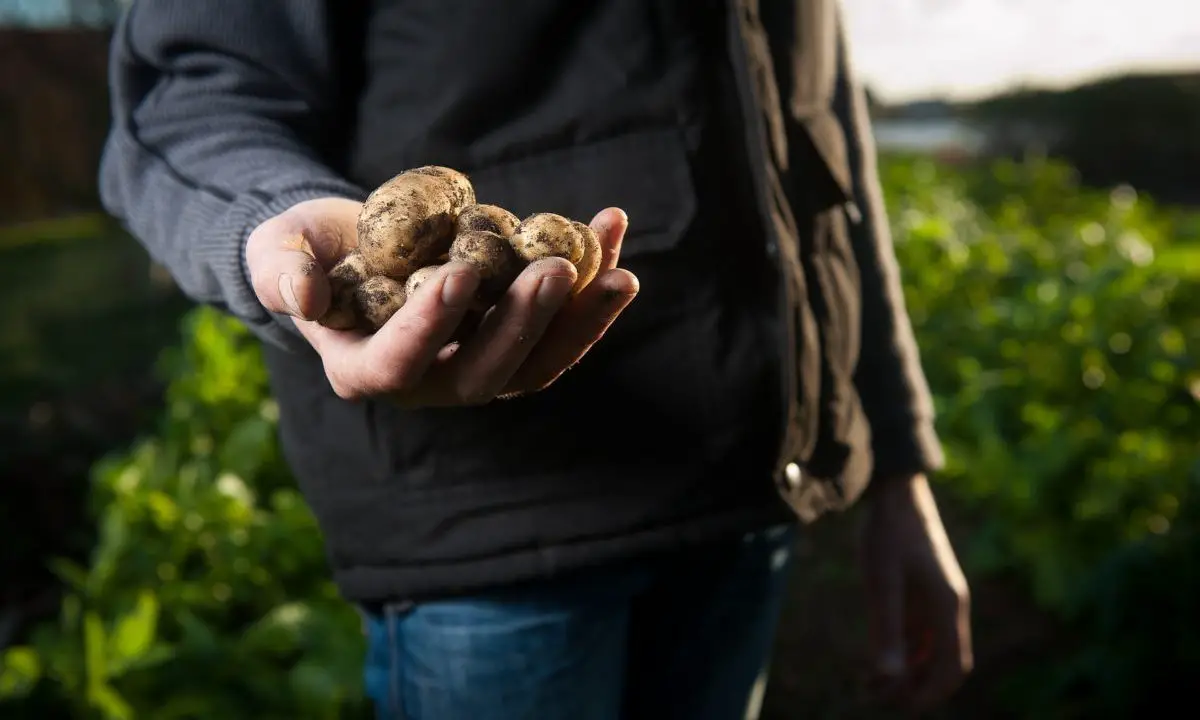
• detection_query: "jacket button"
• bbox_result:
[785,462,803,489]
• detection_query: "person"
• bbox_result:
[99,1,973,717]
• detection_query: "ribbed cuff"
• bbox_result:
[195,179,368,352]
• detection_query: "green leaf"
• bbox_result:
[290,660,340,706]
[120,644,176,674]
[88,509,130,597]
[240,602,313,658]
[48,558,91,593]
[89,680,134,720]
[1154,244,1200,278]
[0,646,42,698]
[108,591,160,675]
[83,611,108,685]
[218,416,275,480]
[175,609,219,654]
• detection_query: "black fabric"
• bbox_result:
[263,0,792,603]
[98,0,945,605]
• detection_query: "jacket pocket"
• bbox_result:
[464,127,697,258]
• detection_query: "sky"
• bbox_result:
[840,0,1200,102]
[3,0,1199,103]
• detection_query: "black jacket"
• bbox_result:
[100,0,943,603]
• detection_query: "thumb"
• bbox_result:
[246,226,332,321]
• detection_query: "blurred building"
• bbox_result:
[0,27,112,223]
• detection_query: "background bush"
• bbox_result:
[2,154,1197,719]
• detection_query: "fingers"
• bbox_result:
[294,262,480,399]
[285,204,637,406]
[861,515,908,684]
[589,207,629,272]
[497,208,637,392]
[863,553,908,706]
[502,268,639,393]
[906,582,972,714]
[438,258,578,404]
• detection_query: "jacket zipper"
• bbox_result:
[726,4,799,479]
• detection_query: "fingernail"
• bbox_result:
[536,275,574,308]
[441,272,478,308]
[278,274,301,316]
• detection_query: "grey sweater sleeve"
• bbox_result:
[99,0,367,351]
[831,13,945,478]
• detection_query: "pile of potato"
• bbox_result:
[318,166,601,333]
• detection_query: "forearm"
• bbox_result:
[99,0,365,350]
[831,11,943,477]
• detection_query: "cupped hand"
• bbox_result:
[245,197,639,407]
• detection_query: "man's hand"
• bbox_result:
[861,473,973,715]
[245,197,639,407]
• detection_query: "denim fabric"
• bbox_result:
[361,523,797,720]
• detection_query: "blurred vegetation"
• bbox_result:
[0,214,192,629]
[1,154,1198,719]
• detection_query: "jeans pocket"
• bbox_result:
[362,602,415,719]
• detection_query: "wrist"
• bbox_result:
[869,472,926,505]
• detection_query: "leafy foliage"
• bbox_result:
[887,156,1199,609]
[1,311,368,720]
[885,154,1200,716]
[2,154,1198,717]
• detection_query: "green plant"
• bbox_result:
[887,155,1198,607]
[884,154,1200,716]
[1,310,368,720]
[3,154,1198,718]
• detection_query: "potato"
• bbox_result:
[456,204,520,238]
[408,166,476,206]
[354,276,407,331]
[569,220,602,296]
[319,252,371,330]
[510,213,584,266]
[404,264,441,299]
[356,166,476,279]
[450,229,519,306]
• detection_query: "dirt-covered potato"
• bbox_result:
[450,229,519,305]
[354,276,407,331]
[404,264,441,299]
[356,166,476,279]
[456,204,520,238]
[510,213,584,266]
[319,252,371,330]
[569,220,602,296]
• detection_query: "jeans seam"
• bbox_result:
[385,601,414,720]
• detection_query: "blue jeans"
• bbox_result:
[361,522,797,720]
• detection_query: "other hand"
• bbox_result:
[245,197,639,407]
[860,473,973,715]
